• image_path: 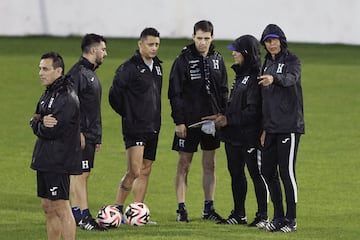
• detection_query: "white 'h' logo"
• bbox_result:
[212,60,219,70]
[241,76,250,84]
[179,139,185,148]
[276,63,285,73]
[155,66,162,76]
[82,160,89,169]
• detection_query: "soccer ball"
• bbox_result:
[96,205,122,228]
[125,202,150,226]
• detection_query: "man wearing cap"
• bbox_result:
[258,24,305,233]
[204,35,268,227]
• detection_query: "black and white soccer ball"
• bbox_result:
[125,202,150,226]
[96,205,122,228]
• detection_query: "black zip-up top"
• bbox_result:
[109,50,162,135]
[67,57,102,143]
[30,75,81,174]
[168,43,228,126]
[220,65,262,146]
[220,35,262,146]
[260,24,305,134]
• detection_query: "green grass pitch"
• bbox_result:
[0,36,359,239]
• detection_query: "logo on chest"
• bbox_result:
[241,76,250,85]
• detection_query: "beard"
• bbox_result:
[95,57,103,67]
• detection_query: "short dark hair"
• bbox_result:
[193,20,214,36]
[140,27,160,40]
[81,33,107,53]
[41,52,65,74]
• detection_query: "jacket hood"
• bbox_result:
[260,24,288,50]
[228,35,261,70]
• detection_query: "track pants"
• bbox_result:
[225,143,268,217]
[261,133,301,220]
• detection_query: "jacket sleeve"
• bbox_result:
[168,56,186,125]
[33,95,76,140]
[273,54,301,87]
[218,58,229,114]
[30,102,41,134]
[109,65,128,116]
[68,68,88,133]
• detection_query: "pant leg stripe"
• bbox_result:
[289,133,298,203]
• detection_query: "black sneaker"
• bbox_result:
[279,219,297,233]
[265,218,286,232]
[216,210,246,224]
[248,213,269,229]
[75,218,82,227]
[202,208,224,221]
[176,208,189,222]
[79,215,107,231]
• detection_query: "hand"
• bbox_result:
[258,75,274,86]
[214,114,227,128]
[260,130,266,147]
[80,132,86,150]
[202,114,227,128]
[175,124,187,139]
[95,144,101,152]
[43,114,58,128]
[32,114,41,121]
[201,114,218,121]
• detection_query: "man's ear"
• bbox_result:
[55,67,63,75]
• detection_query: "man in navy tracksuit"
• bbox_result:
[258,24,305,232]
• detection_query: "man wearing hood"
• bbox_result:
[168,20,228,222]
[206,35,269,227]
[258,24,305,232]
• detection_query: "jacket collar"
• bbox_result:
[185,43,215,57]
[130,50,162,66]
[79,56,97,70]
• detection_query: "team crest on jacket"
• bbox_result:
[155,66,162,76]
[277,63,285,73]
[241,76,250,84]
[212,59,219,69]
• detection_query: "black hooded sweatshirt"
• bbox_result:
[220,35,262,146]
[260,24,305,134]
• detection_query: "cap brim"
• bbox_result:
[227,45,236,51]
[263,34,280,41]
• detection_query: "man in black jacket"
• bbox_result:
[30,52,81,240]
[67,33,107,230]
[258,24,305,233]
[168,20,228,222]
[109,28,162,216]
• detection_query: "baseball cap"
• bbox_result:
[263,33,280,41]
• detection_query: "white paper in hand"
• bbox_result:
[201,120,216,136]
